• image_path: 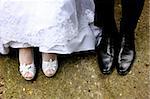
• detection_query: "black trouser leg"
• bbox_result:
[120,0,145,34]
[94,0,117,35]
[120,0,145,45]
[117,0,145,75]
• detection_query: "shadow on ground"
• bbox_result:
[0,0,149,99]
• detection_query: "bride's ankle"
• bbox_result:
[19,48,33,65]
[42,53,57,62]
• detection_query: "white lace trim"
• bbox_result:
[0,0,98,54]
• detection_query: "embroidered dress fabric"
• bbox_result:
[0,0,102,54]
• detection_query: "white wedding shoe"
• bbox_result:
[42,58,58,77]
[19,63,36,80]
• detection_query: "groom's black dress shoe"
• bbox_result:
[117,34,136,75]
[97,35,115,74]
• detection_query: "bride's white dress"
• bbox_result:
[0,0,101,54]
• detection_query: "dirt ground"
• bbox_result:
[0,0,149,99]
